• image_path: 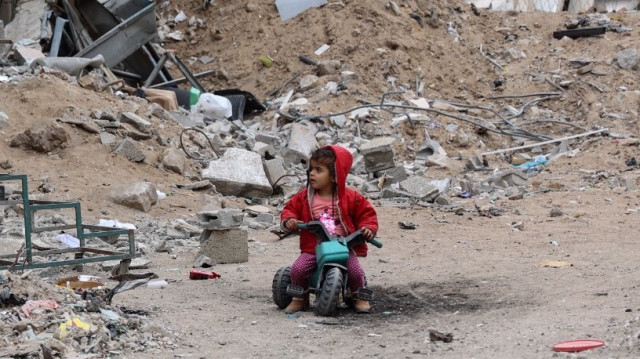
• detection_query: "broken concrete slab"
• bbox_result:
[489,170,528,188]
[197,209,244,229]
[101,257,151,271]
[360,136,396,172]
[199,228,249,264]
[160,148,186,174]
[400,176,440,202]
[202,148,272,197]
[282,123,319,165]
[111,182,158,212]
[120,112,152,133]
[376,165,407,185]
[263,157,288,187]
[113,139,146,163]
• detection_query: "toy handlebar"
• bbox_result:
[368,238,383,248]
[297,222,382,248]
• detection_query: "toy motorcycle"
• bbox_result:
[272,221,383,316]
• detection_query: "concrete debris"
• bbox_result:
[9,122,68,152]
[201,148,272,197]
[119,112,152,133]
[113,139,146,163]
[360,137,396,172]
[0,271,180,357]
[160,148,186,174]
[199,228,249,263]
[111,182,158,212]
[197,209,244,229]
[283,123,320,165]
[399,176,440,202]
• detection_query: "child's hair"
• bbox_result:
[309,147,336,180]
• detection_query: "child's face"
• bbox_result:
[308,159,333,192]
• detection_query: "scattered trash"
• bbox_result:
[189,269,222,280]
[553,27,605,40]
[552,339,605,352]
[57,275,104,289]
[536,260,573,268]
[428,329,453,343]
[259,55,274,68]
[21,300,59,317]
[398,221,417,230]
[0,287,26,307]
[314,44,330,56]
[514,155,548,173]
[57,317,92,339]
[147,279,169,289]
[55,233,80,248]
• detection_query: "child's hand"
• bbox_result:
[361,227,374,240]
[283,218,300,232]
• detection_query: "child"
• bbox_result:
[280,145,378,314]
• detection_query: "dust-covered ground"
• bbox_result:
[2,0,640,358]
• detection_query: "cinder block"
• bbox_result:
[199,228,248,264]
[360,137,396,172]
[197,209,244,229]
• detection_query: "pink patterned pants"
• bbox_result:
[290,251,365,293]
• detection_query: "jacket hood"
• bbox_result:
[325,145,352,196]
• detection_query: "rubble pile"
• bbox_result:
[0,270,180,357]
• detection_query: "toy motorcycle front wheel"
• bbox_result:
[314,267,343,316]
[272,266,293,309]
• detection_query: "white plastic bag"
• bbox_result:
[191,93,232,120]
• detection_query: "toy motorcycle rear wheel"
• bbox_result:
[272,266,293,309]
[314,267,344,316]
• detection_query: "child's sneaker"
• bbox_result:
[284,297,308,314]
[353,299,370,313]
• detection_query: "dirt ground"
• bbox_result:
[2,0,640,357]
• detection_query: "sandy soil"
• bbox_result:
[2,0,640,357]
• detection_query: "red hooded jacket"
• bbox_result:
[280,145,378,257]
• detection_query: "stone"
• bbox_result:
[299,74,319,91]
[99,132,117,145]
[197,209,244,229]
[77,72,106,91]
[193,254,215,268]
[12,45,44,66]
[550,208,563,217]
[111,182,158,212]
[400,176,440,202]
[201,148,272,197]
[0,110,8,128]
[160,148,186,174]
[330,115,348,128]
[425,154,460,170]
[416,139,441,159]
[119,112,152,133]
[255,213,274,223]
[113,139,146,162]
[617,48,639,69]
[199,228,249,264]
[317,60,340,76]
[282,123,319,165]
[263,157,287,187]
[10,122,69,152]
[376,165,407,185]
[359,137,396,172]
[253,141,276,158]
[255,133,281,149]
[490,170,528,188]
